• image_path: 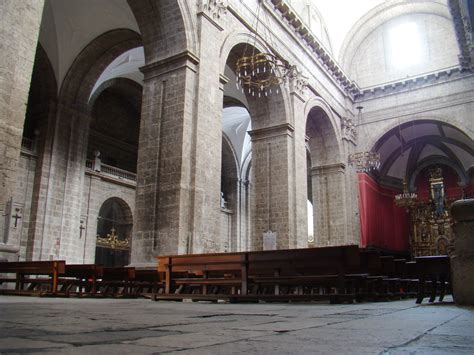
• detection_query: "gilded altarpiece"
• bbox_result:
[410,168,455,257]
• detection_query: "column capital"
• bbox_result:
[140,51,200,79]
[248,123,295,141]
[198,0,228,31]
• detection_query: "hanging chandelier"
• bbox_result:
[236,53,291,97]
[395,180,418,210]
[348,151,381,173]
[348,106,381,173]
[235,0,293,97]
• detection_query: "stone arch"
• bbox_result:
[59,29,142,111]
[367,116,474,151]
[24,43,59,261]
[35,29,143,263]
[88,77,143,113]
[127,0,196,64]
[371,119,474,188]
[305,100,347,246]
[305,102,343,167]
[220,34,292,129]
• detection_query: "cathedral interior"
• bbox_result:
[0,0,474,352]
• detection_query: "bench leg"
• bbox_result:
[416,277,425,304]
[438,275,446,302]
[429,276,437,303]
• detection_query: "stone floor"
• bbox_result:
[0,295,473,354]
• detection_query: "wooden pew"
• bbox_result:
[415,256,451,304]
[0,261,66,295]
[58,264,104,296]
[133,269,164,295]
[156,246,366,304]
[247,245,365,303]
[97,267,136,297]
[157,253,246,298]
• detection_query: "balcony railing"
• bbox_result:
[86,159,136,182]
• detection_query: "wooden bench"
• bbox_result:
[157,253,246,296]
[97,267,136,297]
[0,261,66,295]
[247,246,365,303]
[415,256,451,304]
[157,246,366,303]
[133,269,164,295]
[58,264,104,296]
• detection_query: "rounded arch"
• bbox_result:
[339,0,453,70]
[409,156,467,191]
[95,196,133,267]
[304,99,343,167]
[219,34,292,129]
[88,77,143,113]
[371,119,474,183]
[97,196,134,226]
[127,0,196,64]
[59,29,142,112]
[367,116,474,151]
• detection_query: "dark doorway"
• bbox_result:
[95,198,132,267]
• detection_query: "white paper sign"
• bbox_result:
[263,230,277,251]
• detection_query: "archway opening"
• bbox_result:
[95,198,133,267]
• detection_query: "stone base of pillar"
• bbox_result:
[450,199,474,306]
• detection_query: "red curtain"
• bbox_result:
[358,174,410,252]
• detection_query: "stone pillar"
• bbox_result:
[131,3,226,264]
[450,199,474,305]
[249,124,296,250]
[311,163,348,246]
[291,80,309,249]
[0,0,45,260]
[341,116,360,245]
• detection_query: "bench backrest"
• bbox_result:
[0,261,66,275]
[415,256,450,278]
[65,264,103,278]
[247,245,360,276]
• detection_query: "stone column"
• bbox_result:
[249,124,296,250]
[131,3,226,264]
[0,0,45,260]
[450,199,474,305]
[311,163,348,246]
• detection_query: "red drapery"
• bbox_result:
[358,174,410,251]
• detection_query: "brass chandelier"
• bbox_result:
[235,0,292,97]
[348,106,381,173]
[395,180,418,211]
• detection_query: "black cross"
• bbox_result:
[79,221,86,238]
[12,209,21,228]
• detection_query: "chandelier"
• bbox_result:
[235,0,292,97]
[348,151,381,173]
[395,180,418,210]
[236,53,290,97]
[348,106,381,173]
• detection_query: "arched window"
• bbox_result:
[95,198,132,267]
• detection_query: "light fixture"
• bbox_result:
[235,0,293,97]
[348,106,381,173]
[395,179,418,211]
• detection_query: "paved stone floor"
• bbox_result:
[0,295,473,354]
